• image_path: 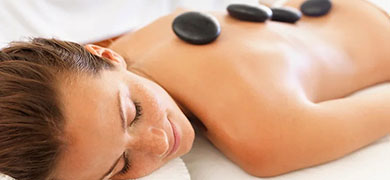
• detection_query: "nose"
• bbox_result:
[131,127,170,157]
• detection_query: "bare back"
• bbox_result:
[109,0,390,175]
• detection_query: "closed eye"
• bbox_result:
[116,152,130,175]
[130,101,142,126]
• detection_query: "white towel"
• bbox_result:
[0,158,190,180]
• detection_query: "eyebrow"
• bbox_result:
[99,91,126,179]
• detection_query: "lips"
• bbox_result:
[166,119,180,158]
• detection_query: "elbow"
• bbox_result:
[238,160,288,178]
[227,128,308,177]
[234,148,295,178]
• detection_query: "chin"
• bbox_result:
[174,116,195,158]
[170,105,195,155]
[182,130,195,155]
[180,123,195,156]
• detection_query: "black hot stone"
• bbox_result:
[271,7,302,23]
[172,12,221,45]
[227,4,272,22]
[300,0,332,17]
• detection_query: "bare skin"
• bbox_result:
[108,0,390,177]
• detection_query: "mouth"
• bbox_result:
[166,119,180,158]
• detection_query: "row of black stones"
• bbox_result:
[172,0,332,45]
[227,4,302,23]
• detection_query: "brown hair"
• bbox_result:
[0,38,114,180]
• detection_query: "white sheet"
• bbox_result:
[183,133,390,180]
[0,158,190,180]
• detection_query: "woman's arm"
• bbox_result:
[240,84,390,177]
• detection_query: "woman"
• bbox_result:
[1,0,389,179]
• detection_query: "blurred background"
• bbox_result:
[0,0,261,47]
[0,0,389,47]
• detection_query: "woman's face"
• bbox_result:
[54,45,195,180]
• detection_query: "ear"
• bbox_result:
[84,44,127,68]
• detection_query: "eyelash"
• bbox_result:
[117,152,130,175]
[130,101,143,126]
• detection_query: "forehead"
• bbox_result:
[55,71,124,179]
